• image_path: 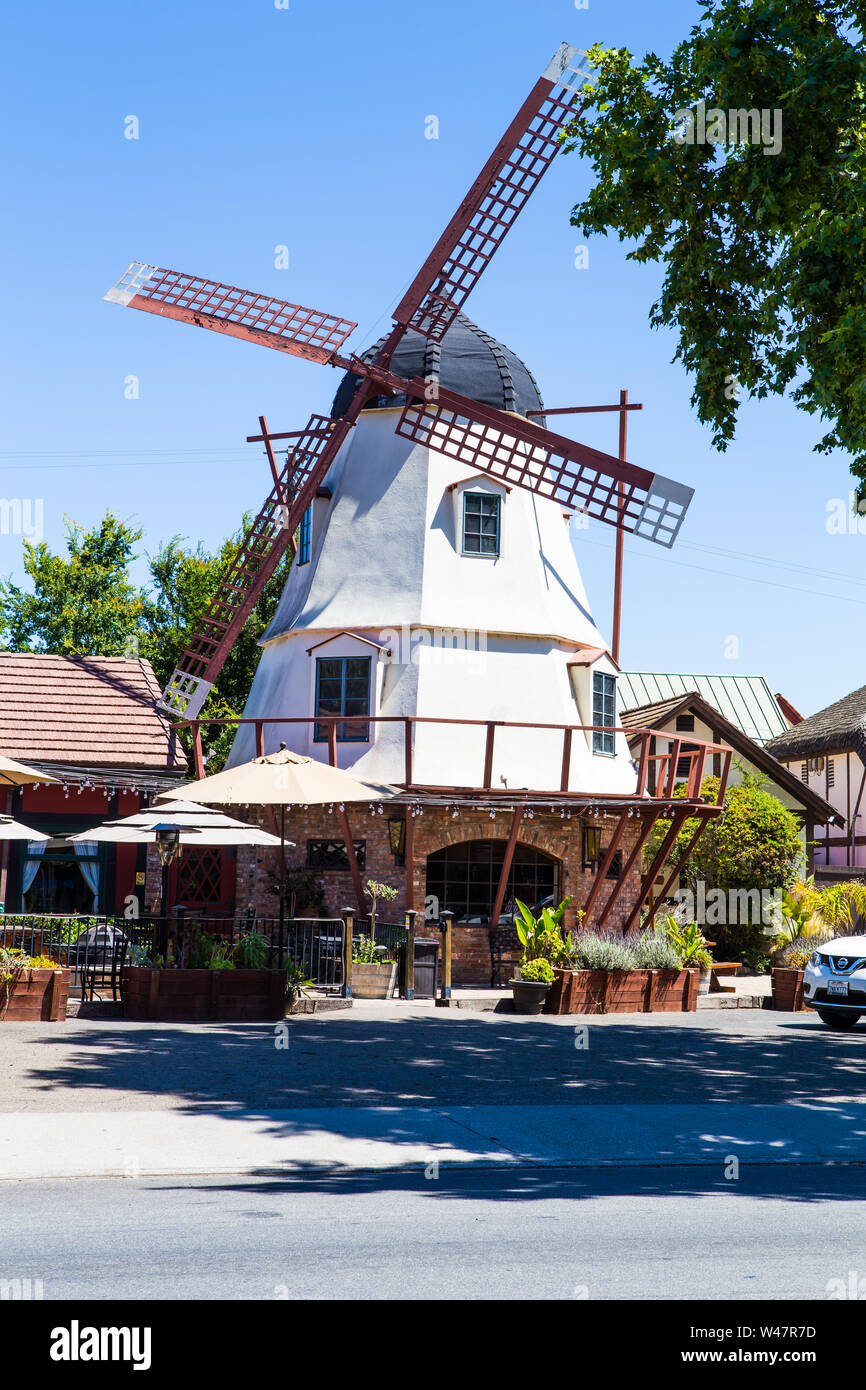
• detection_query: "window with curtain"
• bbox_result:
[21,840,102,914]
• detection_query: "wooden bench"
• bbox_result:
[489,925,522,988]
[710,962,742,994]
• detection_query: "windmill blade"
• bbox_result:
[392,43,593,343]
[158,413,351,719]
[394,383,693,548]
[105,262,357,366]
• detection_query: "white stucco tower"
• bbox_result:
[230,314,636,795]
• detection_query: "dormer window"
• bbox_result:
[592,671,616,755]
[462,492,500,557]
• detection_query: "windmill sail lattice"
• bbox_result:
[105,41,695,721]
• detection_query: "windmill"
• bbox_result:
[105,41,694,723]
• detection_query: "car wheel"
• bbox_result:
[816,1008,862,1030]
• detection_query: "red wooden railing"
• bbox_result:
[174,713,731,806]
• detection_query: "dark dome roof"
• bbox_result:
[330,312,545,421]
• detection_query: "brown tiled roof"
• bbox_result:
[0,655,186,771]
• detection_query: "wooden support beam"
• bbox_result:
[327,722,338,767]
[489,806,523,929]
[622,808,691,934]
[404,808,415,911]
[560,727,573,792]
[255,721,265,758]
[338,805,366,914]
[665,738,682,797]
[643,817,710,931]
[404,719,413,786]
[192,725,205,780]
[580,811,629,922]
[597,808,662,929]
[483,723,497,789]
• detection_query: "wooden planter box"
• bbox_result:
[122,968,286,1022]
[351,962,398,1000]
[545,967,697,1016]
[1,967,68,1022]
[771,967,805,1012]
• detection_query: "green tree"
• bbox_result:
[139,525,291,768]
[0,514,144,655]
[562,2,866,478]
[647,773,804,895]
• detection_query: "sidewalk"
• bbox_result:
[3,1098,865,1181]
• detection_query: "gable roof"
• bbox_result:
[622,690,842,826]
[0,655,186,771]
[619,672,789,746]
[764,684,866,765]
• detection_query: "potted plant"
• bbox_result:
[122,930,286,1021]
[351,934,398,999]
[770,882,834,1011]
[511,956,555,1013]
[285,961,316,1013]
[0,948,68,1022]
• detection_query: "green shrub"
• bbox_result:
[519,957,555,984]
[704,922,772,975]
[631,932,681,970]
[571,933,638,971]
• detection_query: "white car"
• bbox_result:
[804,936,866,1029]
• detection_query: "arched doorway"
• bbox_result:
[425,839,560,925]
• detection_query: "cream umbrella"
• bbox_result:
[0,754,58,788]
[68,801,286,933]
[68,800,286,848]
[159,745,400,924]
[0,815,50,842]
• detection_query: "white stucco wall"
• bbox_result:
[231,408,637,794]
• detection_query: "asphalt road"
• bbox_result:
[4,1165,866,1300]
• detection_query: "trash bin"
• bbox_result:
[413,938,440,999]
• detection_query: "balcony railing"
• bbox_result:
[174,713,731,805]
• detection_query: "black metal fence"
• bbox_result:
[0,911,426,1001]
[0,912,351,996]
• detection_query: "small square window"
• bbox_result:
[462,492,500,557]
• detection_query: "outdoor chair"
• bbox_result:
[489,923,523,988]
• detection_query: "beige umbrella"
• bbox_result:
[159,745,400,921]
[68,800,286,933]
[0,814,50,842]
[67,799,285,848]
[0,754,58,788]
[158,746,399,806]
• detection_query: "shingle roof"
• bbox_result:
[0,655,186,770]
[765,685,866,764]
[619,673,789,745]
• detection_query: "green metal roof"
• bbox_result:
[619,673,789,746]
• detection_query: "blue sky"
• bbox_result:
[1,0,862,718]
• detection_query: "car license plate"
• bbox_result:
[828,980,849,996]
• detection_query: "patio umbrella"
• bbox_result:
[0,814,50,842]
[0,754,58,788]
[159,745,400,923]
[68,800,287,932]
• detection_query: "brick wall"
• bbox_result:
[230,802,645,987]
